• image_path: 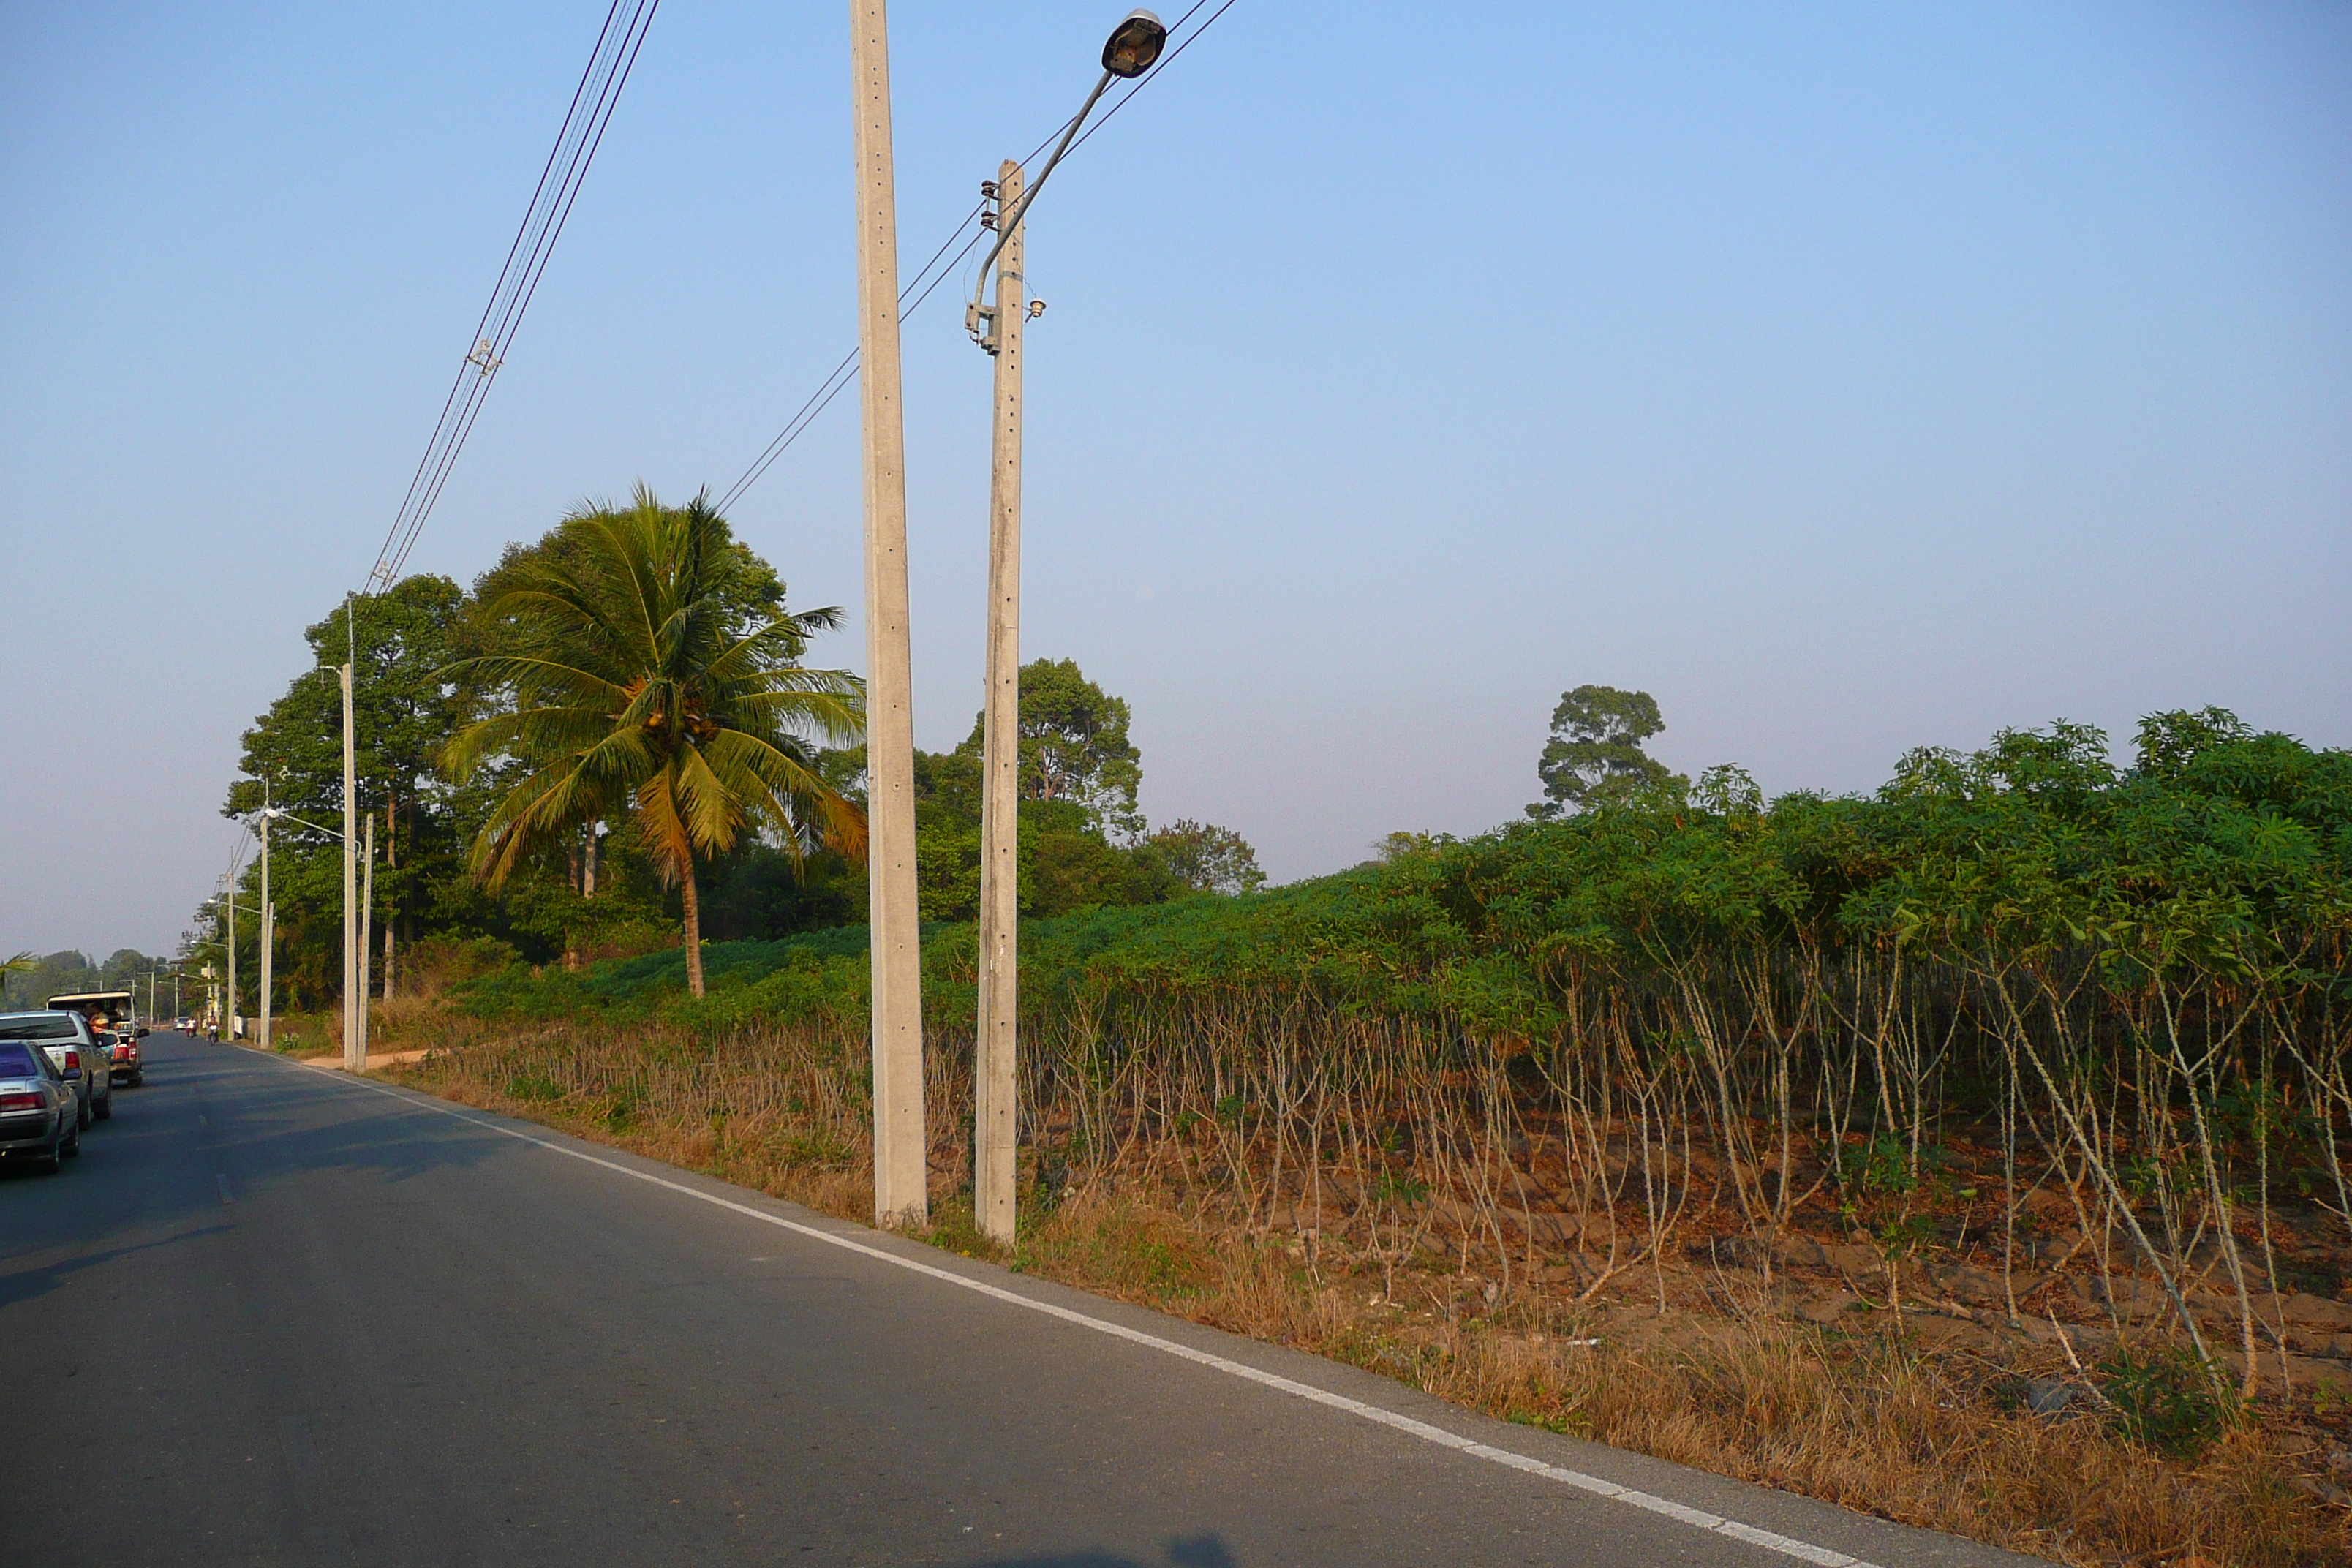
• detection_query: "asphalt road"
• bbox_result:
[1,1031,2040,1568]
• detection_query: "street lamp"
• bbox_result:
[967,9,1165,1247]
[966,10,1165,344]
[1101,8,1168,76]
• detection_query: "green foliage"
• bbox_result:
[1531,684,1682,816]
[221,576,475,1007]
[2135,706,2255,781]
[1,949,174,1011]
[442,486,865,996]
[958,657,1144,838]
[1831,1134,1920,1199]
[1140,818,1267,894]
[2097,1345,2235,1459]
[900,660,1256,921]
[452,710,2347,1098]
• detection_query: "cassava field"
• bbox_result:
[336,717,2352,1566]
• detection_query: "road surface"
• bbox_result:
[1,1031,2035,1567]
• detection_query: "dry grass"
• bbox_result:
[369,1016,2352,1567]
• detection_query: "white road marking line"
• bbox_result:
[308,1060,1882,1568]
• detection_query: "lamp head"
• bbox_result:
[1102,9,1166,78]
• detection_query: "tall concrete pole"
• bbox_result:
[257,788,272,1052]
[848,0,927,1228]
[342,656,359,1071]
[223,870,236,1042]
[383,802,396,1003]
[973,160,1025,1244]
[358,812,374,1069]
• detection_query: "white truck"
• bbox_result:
[47,990,146,1086]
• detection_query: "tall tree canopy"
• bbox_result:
[959,657,1144,840]
[1141,819,1267,895]
[220,576,471,1005]
[442,486,864,997]
[1531,684,1679,816]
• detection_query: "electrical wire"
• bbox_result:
[712,205,987,515]
[715,0,1238,513]
[367,0,661,592]
[379,0,658,587]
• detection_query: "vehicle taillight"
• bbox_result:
[62,1049,80,1074]
[0,1091,41,1112]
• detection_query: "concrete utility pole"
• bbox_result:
[257,789,272,1052]
[223,873,237,1042]
[358,813,374,1065]
[383,802,396,1003]
[973,160,1026,1245]
[342,647,360,1072]
[848,0,927,1229]
[961,12,1167,1246]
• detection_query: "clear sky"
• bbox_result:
[3,1,2347,960]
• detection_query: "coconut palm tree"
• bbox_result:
[443,486,864,997]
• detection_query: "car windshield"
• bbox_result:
[0,1015,78,1041]
[0,1043,46,1079]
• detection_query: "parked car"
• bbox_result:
[0,1011,111,1126]
[0,1037,78,1172]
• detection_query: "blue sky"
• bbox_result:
[3,1,2347,958]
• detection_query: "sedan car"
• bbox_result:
[0,1038,78,1172]
[0,1011,111,1126]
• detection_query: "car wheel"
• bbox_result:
[94,1090,113,1121]
[61,1120,81,1158]
[77,1097,91,1131]
[129,1071,145,1087]
[31,1136,63,1175]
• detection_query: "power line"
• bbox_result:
[715,0,1237,515]
[367,0,661,592]
[713,214,989,515]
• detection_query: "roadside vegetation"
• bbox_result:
[330,703,2352,1567]
[183,494,2352,1561]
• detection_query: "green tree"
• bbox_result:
[960,657,1143,840]
[442,486,865,996]
[1142,819,1267,894]
[2135,706,2253,780]
[220,575,475,1006]
[1531,684,1678,815]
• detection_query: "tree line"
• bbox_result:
[2,949,178,1013]
[206,488,1263,1006]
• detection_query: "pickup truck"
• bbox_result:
[48,989,145,1087]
